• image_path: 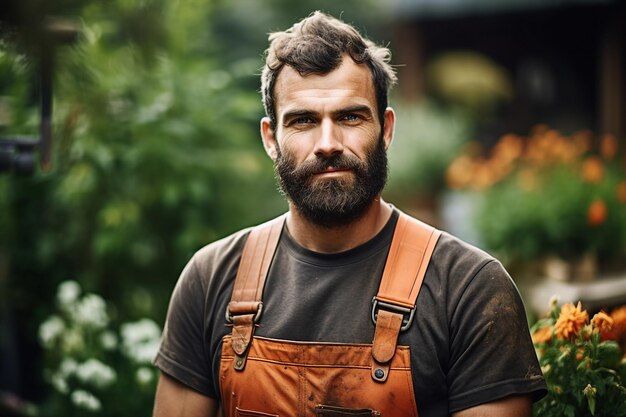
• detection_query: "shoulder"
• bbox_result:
[431,232,527,332]
[433,231,495,273]
[191,227,252,274]
[168,227,253,302]
[424,228,521,319]
[396,209,495,279]
[394,209,503,293]
[430,231,510,288]
[182,213,288,291]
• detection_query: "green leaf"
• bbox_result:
[616,359,626,383]
[597,341,622,368]
[577,358,591,371]
[587,395,596,415]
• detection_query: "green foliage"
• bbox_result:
[0,0,393,414]
[1,0,281,412]
[2,0,284,309]
[447,127,626,267]
[478,163,626,264]
[386,102,470,202]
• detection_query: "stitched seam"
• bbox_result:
[409,229,435,297]
[449,376,539,401]
[220,355,411,370]
[404,350,419,417]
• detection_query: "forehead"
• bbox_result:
[273,58,376,118]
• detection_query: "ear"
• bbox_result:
[260,117,278,161]
[382,107,395,151]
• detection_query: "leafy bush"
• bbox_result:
[447,126,626,269]
[532,300,626,417]
[0,0,394,412]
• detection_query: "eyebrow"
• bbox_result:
[281,105,374,124]
[332,105,374,118]
[282,109,318,124]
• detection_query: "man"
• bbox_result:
[153,11,546,417]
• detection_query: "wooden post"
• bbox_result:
[599,5,625,140]
[393,23,425,103]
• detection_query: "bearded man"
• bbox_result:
[152,11,546,417]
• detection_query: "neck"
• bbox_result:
[286,198,393,253]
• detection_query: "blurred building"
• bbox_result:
[389,0,625,142]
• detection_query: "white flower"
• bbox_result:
[73,293,109,329]
[135,367,154,386]
[57,281,81,306]
[129,339,161,363]
[71,389,101,412]
[120,319,162,364]
[75,358,116,388]
[49,372,69,394]
[39,315,65,348]
[99,330,118,350]
[120,318,161,345]
[59,358,78,377]
[61,327,84,353]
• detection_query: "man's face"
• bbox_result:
[275,132,387,227]
[261,58,395,227]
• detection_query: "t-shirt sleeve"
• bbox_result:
[446,259,546,412]
[153,255,215,398]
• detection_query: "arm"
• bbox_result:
[452,394,532,417]
[443,254,546,412]
[153,372,220,417]
[154,252,225,416]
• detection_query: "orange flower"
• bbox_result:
[446,155,474,190]
[617,181,626,204]
[587,199,607,227]
[581,156,604,184]
[591,311,613,334]
[555,302,589,340]
[472,161,497,190]
[571,129,592,156]
[609,306,626,342]
[532,325,553,344]
[600,133,618,159]
[492,133,524,163]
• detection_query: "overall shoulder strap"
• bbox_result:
[376,212,441,309]
[371,211,441,382]
[226,214,285,370]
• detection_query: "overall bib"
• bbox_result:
[219,213,441,416]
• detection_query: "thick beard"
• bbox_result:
[274,135,388,228]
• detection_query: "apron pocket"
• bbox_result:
[235,407,278,417]
[315,404,381,416]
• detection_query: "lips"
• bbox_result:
[288,154,362,179]
[314,167,352,176]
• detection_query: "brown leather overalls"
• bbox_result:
[219,213,441,416]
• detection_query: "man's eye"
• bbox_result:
[293,117,314,125]
[342,114,361,122]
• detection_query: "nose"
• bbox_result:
[313,119,344,158]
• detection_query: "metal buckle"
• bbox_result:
[225,302,263,324]
[371,297,415,332]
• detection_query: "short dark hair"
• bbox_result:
[261,11,397,128]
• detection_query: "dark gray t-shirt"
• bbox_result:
[154,209,546,416]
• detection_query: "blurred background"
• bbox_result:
[0,0,624,415]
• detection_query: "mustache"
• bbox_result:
[288,154,366,178]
